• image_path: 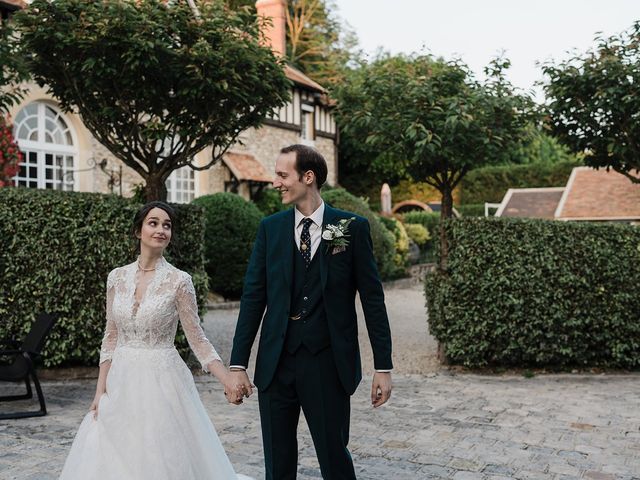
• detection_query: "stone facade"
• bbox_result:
[8,83,337,201]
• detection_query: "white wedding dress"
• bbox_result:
[59,258,252,480]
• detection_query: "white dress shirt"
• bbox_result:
[294,202,324,259]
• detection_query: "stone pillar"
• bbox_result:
[381,183,392,216]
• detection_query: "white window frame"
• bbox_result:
[166,165,196,203]
[12,102,78,191]
[300,103,315,145]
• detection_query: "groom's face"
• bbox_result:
[273,151,308,206]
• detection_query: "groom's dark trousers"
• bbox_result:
[231,205,393,480]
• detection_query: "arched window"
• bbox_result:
[12,102,78,190]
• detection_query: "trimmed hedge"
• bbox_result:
[321,188,397,280]
[0,188,207,367]
[456,204,485,217]
[192,193,263,299]
[460,160,580,204]
[425,217,640,368]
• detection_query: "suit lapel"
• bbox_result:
[281,209,295,291]
[320,204,338,290]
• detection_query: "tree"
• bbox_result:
[14,0,291,201]
[542,21,640,184]
[0,21,29,114]
[335,54,535,271]
[285,0,359,86]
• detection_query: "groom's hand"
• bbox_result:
[228,368,255,402]
[371,372,392,408]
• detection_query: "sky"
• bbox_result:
[333,0,640,102]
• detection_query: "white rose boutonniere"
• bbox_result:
[322,217,355,254]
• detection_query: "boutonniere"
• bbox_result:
[322,217,355,254]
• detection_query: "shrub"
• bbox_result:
[404,223,430,247]
[192,193,263,299]
[253,187,289,216]
[425,217,640,368]
[321,188,397,280]
[379,216,410,277]
[460,160,579,204]
[403,211,441,262]
[0,188,207,367]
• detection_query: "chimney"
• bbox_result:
[255,0,287,57]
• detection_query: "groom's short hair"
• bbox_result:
[281,144,328,189]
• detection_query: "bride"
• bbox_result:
[59,201,253,480]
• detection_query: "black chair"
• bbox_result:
[0,312,58,420]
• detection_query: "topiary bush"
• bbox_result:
[321,188,397,280]
[192,192,263,299]
[426,217,640,368]
[0,188,207,367]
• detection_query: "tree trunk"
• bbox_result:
[145,174,168,202]
[438,183,454,272]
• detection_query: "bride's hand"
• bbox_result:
[90,391,104,419]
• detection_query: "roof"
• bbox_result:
[284,64,325,93]
[223,151,273,183]
[555,167,640,221]
[495,188,565,219]
[0,0,27,9]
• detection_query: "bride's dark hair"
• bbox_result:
[132,201,177,252]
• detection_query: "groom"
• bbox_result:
[229,144,393,479]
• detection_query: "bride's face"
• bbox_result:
[137,207,172,253]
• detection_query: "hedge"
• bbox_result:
[192,193,263,300]
[0,188,207,367]
[460,160,580,204]
[253,187,289,216]
[321,188,397,280]
[456,204,485,217]
[425,217,640,368]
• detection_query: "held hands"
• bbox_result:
[222,369,255,405]
[371,372,392,408]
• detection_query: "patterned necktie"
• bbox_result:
[300,218,313,267]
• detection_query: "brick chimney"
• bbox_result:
[255,0,287,57]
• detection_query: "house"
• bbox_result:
[494,167,640,224]
[4,0,338,202]
[494,188,565,219]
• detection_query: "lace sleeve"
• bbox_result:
[175,273,221,372]
[99,270,118,365]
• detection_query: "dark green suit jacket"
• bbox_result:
[230,204,393,395]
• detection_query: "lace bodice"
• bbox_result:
[99,257,220,371]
